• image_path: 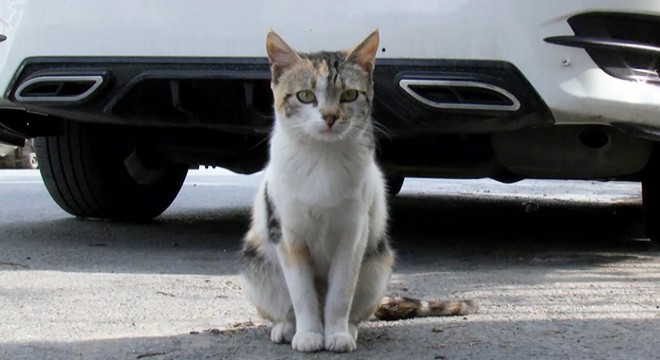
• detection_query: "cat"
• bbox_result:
[240,29,477,353]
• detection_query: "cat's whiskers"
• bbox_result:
[248,131,274,152]
[290,123,308,143]
[372,121,393,140]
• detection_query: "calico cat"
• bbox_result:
[240,30,477,353]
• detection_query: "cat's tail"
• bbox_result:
[374,296,479,321]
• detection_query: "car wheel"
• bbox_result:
[642,146,660,242]
[385,175,404,196]
[35,121,188,221]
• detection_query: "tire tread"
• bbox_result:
[36,121,187,221]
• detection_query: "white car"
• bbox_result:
[1,1,659,238]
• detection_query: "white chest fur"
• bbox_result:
[267,127,372,208]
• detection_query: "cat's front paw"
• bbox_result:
[349,323,358,341]
[325,332,357,352]
[291,331,324,352]
[271,322,295,344]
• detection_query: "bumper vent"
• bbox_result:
[545,12,660,84]
[6,58,553,134]
[15,75,104,103]
[399,79,521,111]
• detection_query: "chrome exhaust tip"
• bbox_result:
[399,79,521,112]
[15,75,104,103]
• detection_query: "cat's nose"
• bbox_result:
[323,114,338,128]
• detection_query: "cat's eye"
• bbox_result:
[340,89,359,103]
[296,90,317,104]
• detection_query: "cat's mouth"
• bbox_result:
[320,127,337,134]
[305,119,350,141]
[315,126,346,141]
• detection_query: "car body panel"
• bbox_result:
[1,1,660,128]
[0,0,660,129]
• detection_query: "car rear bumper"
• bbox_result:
[1,0,659,131]
[3,56,553,136]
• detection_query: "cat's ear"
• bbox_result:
[266,30,301,83]
[346,30,380,73]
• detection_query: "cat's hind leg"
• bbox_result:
[270,321,295,344]
[349,239,394,338]
[240,232,295,344]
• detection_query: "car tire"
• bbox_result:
[35,121,188,222]
[385,175,404,196]
[642,146,660,242]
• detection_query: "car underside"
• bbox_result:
[1,56,653,179]
[1,2,659,240]
[0,55,655,225]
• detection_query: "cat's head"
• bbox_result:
[266,30,379,142]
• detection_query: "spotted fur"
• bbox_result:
[374,296,479,321]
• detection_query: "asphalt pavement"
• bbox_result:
[1,169,658,360]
